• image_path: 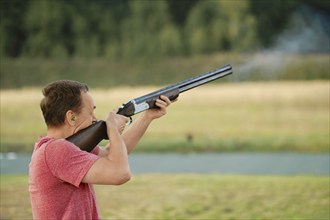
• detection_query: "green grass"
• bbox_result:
[1,174,329,219]
[1,81,329,153]
[1,53,329,89]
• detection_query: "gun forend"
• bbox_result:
[117,88,180,117]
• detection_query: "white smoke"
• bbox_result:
[234,5,330,81]
[275,5,329,53]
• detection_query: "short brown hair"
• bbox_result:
[40,80,89,128]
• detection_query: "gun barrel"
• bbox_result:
[134,64,232,104]
[178,64,232,93]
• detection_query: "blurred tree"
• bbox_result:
[23,0,73,58]
[70,1,104,58]
[158,24,182,56]
[218,0,257,51]
[2,0,327,59]
[119,0,176,58]
[166,0,199,26]
[185,0,257,54]
[0,0,29,57]
[185,0,219,54]
[250,0,297,47]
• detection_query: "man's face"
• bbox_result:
[73,91,97,132]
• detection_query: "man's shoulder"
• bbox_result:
[44,138,80,155]
[32,137,79,161]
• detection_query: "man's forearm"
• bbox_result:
[82,124,131,185]
[122,113,153,154]
[107,125,129,165]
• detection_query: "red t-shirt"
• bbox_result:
[29,136,101,220]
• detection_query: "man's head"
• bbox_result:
[40,80,91,128]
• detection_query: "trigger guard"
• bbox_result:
[126,117,133,126]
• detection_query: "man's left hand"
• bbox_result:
[142,95,175,121]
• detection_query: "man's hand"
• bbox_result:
[105,108,129,134]
[142,95,175,121]
[121,95,176,154]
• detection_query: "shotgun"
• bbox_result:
[66,64,233,152]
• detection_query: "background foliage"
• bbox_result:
[1,0,329,89]
[1,0,329,59]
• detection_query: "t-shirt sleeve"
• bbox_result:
[45,139,100,187]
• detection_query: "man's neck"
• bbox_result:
[47,126,72,139]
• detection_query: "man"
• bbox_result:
[29,80,173,219]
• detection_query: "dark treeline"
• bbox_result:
[1,0,329,59]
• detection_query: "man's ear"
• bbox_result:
[66,110,76,126]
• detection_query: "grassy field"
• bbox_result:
[1,81,329,153]
[0,174,329,219]
[1,53,329,89]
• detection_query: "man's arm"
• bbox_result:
[124,95,173,153]
[98,96,172,156]
[82,110,131,185]
[122,112,154,154]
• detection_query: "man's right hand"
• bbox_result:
[105,108,129,134]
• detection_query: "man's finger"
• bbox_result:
[159,95,171,105]
[156,99,167,108]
